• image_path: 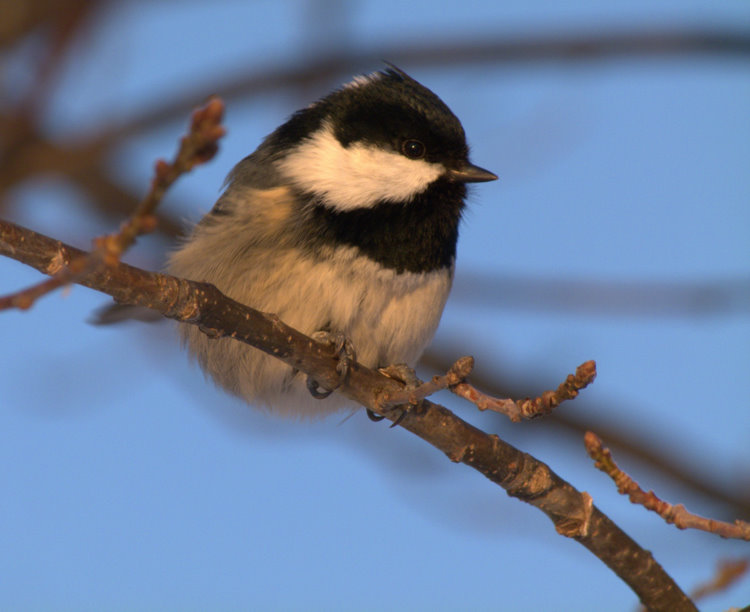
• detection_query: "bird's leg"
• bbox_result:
[306,330,357,399]
[367,363,423,426]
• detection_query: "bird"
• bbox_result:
[166,66,497,418]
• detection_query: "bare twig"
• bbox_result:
[378,355,474,410]
[451,360,596,422]
[92,96,225,262]
[0,97,225,311]
[379,357,596,421]
[585,432,750,541]
[421,348,750,520]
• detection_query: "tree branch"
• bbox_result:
[0,97,225,311]
[585,432,750,541]
[452,360,597,421]
[378,356,475,410]
[0,218,697,611]
[421,348,750,520]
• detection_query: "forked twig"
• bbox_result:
[0,97,225,311]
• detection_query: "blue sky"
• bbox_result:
[1,2,749,610]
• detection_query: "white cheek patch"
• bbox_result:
[276,122,444,211]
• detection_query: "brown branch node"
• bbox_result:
[556,491,594,538]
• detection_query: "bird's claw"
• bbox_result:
[366,408,386,422]
[306,377,335,399]
[305,330,356,400]
[368,363,422,427]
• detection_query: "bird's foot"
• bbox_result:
[367,363,423,426]
[306,330,357,399]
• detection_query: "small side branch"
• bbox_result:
[585,432,750,541]
[93,96,225,262]
[378,356,475,410]
[0,97,225,311]
[452,360,597,422]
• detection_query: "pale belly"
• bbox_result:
[169,243,453,418]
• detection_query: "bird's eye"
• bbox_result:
[401,139,425,159]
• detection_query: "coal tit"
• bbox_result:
[167,67,497,417]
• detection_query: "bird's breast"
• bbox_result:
[306,246,454,367]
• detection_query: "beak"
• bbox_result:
[447,162,498,183]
